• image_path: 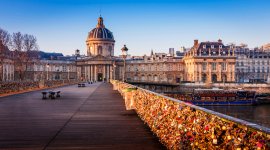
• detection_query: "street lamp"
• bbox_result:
[68,67,70,82]
[46,63,49,80]
[121,45,128,82]
[113,61,116,80]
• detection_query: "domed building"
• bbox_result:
[76,16,118,82]
[86,17,115,57]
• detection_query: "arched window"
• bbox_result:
[154,75,158,82]
[108,46,112,56]
[98,46,102,55]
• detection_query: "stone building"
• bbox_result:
[183,40,236,83]
[24,59,77,81]
[76,16,116,82]
[262,43,270,51]
[0,42,14,82]
[1,58,14,82]
[235,49,270,83]
[125,51,185,84]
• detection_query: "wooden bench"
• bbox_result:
[49,91,56,99]
[42,91,61,100]
[42,92,47,99]
[56,91,61,98]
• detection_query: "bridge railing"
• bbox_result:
[111,80,270,149]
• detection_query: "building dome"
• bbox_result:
[87,17,114,41]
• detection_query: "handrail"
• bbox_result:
[112,80,270,149]
[136,85,270,134]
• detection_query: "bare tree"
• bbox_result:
[12,32,40,81]
[23,34,39,51]
[0,28,11,48]
[23,34,39,81]
[11,32,23,51]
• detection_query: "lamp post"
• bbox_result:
[121,45,128,82]
[113,61,116,80]
[46,63,49,80]
[68,67,70,82]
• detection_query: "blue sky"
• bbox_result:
[0,0,269,56]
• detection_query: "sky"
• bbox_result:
[0,0,270,56]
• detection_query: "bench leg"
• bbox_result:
[42,95,47,99]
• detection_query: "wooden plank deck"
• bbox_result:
[0,83,164,150]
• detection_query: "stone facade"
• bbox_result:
[0,42,14,82]
[1,58,14,82]
[76,17,115,82]
[183,40,236,83]
[125,52,184,84]
[24,60,77,81]
[235,49,270,83]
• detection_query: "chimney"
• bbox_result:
[218,39,222,43]
[194,39,199,46]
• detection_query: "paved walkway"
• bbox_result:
[0,83,164,150]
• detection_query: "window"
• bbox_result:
[98,46,102,55]
[63,66,67,72]
[219,45,222,49]
[141,65,144,71]
[108,46,112,56]
[202,63,207,71]
[212,63,216,71]
[211,45,214,49]
[203,45,206,49]
[221,63,226,71]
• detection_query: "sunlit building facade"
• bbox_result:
[125,51,185,84]
[183,40,236,83]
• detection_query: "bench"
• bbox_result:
[78,84,81,87]
[42,92,47,99]
[81,83,86,87]
[56,91,61,98]
[48,91,56,99]
[42,90,61,100]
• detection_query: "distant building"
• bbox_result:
[183,39,236,83]
[175,51,185,57]
[0,42,14,82]
[262,43,270,52]
[169,48,175,57]
[235,49,270,83]
[125,51,185,84]
[23,51,77,81]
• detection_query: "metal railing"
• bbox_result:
[111,80,270,149]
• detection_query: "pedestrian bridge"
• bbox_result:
[0,82,163,149]
[0,81,269,149]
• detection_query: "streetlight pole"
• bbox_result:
[46,63,49,80]
[113,61,116,80]
[68,67,70,82]
[121,45,128,82]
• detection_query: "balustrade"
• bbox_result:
[111,80,270,149]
